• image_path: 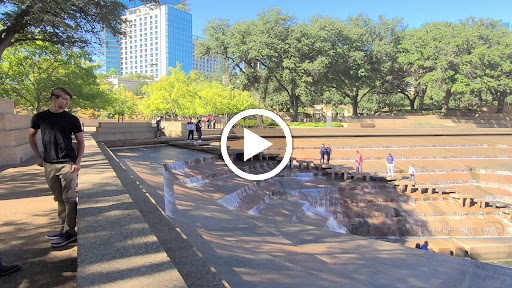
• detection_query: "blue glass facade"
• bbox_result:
[95,1,191,77]
[165,6,192,74]
[121,0,181,9]
[499,19,511,30]
[95,33,121,74]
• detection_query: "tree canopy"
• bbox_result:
[0,0,156,59]
[0,41,106,112]
[198,9,512,115]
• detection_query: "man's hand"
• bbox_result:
[35,156,43,167]
[71,162,81,173]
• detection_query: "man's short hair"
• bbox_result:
[51,87,73,99]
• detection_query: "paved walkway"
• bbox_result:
[0,159,77,288]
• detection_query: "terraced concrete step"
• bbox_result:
[0,142,34,165]
[0,98,14,114]
[0,114,31,131]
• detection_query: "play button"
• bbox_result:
[221,109,293,181]
[243,128,273,161]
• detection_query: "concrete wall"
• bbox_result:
[0,98,40,165]
[94,121,156,141]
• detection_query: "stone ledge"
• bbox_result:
[77,134,187,288]
[0,142,34,165]
[0,98,14,114]
[0,114,32,131]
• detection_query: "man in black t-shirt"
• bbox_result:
[29,87,85,248]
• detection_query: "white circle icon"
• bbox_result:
[221,109,293,181]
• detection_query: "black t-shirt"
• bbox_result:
[30,110,83,163]
[196,122,202,132]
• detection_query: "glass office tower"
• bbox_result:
[96,0,191,79]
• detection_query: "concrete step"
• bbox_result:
[98,122,152,128]
[0,98,14,114]
[0,142,34,165]
[0,114,32,131]
[0,128,40,148]
[96,126,156,133]
[94,130,155,141]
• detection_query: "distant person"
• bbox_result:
[320,144,326,163]
[356,151,363,172]
[155,116,163,138]
[212,118,216,129]
[196,119,203,143]
[409,164,416,183]
[326,144,332,164]
[206,115,211,129]
[0,255,20,277]
[355,159,360,173]
[186,118,195,142]
[386,153,395,177]
[420,241,429,251]
[415,243,421,249]
[29,87,84,248]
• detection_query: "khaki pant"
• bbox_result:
[43,162,77,233]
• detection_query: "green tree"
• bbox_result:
[0,0,156,59]
[0,41,106,112]
[106,85,138,121]
[458,18,512,113]
[316,15,405,115]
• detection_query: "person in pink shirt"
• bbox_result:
[356,151,363,172]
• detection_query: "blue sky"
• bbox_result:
[189,0,510,36]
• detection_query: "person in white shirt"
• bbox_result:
[386,153,395,177]
[186,119,195,142]
[408,164,416,183]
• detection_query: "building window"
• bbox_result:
[155,20,158,24]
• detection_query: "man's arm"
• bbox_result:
[29,128,43,167]
[72,132,85,172]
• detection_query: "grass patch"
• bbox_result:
[288,122,343,127]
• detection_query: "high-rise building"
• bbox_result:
[95,0,192,79]
[499,19,511,30]
[192,35,221,74]
[96,33,122,75]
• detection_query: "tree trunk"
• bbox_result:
[442,88,452,115]
[418,87,427,111]
[256,115,263,127]
[36,90,42,112]
[351,93,359,116]
[496,92,506,113]
[290,93,299,122]
[0,33,14,61]
[477,91,483,106]
[0,4,34,60]
[408,97,416,110]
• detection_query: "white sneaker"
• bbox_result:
[198,140,202,143]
